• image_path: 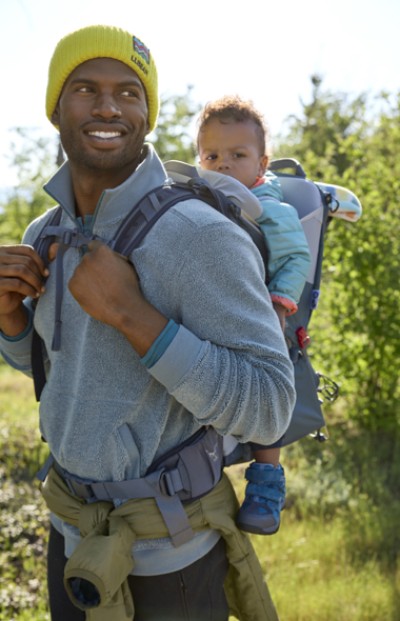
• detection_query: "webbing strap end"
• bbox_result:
[36,454,54,482]
[155,496,194,547]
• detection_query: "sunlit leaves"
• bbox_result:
[278,82,400,431]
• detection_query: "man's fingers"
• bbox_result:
[0,244,48,277]
[0,245,48,298]
[87,240,104,252]
[0,276,41,300]
[48,242,60,262]
[87,240,130,263]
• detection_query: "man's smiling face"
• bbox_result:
[51,57,149,177]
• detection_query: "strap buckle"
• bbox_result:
[65,479,96,500]
[159,467,185,496]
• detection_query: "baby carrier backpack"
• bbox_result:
[267,158,362,444]
[30,157,362,451]
[163,158,362,451]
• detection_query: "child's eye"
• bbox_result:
[205,154,218,161]
[233,152,245,159]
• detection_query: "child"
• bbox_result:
[197,95,311,535]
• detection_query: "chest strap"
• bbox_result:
[35,224,101,351]
[37,427,223,547]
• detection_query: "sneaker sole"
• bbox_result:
[236,519,280,536]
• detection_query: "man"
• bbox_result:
[0,25,295,621]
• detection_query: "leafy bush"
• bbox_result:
[0,368,50,620]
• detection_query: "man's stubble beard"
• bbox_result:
[59,126,147,173]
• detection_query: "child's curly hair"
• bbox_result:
[197,95,270,156]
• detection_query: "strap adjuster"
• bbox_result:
[159,468,184,496]
[61,230,75,246]
[66,479,96,500]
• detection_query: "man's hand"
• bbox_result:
[0,245,48,336]
[66,241,141,324]
[60,241,168,356]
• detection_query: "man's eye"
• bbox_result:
[121,89,139,98]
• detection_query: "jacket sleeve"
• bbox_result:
[254,192,311,309]
[145,216,296,447]
[0,211,55,374]
[0,300,35,374]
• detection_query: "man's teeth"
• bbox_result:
[88,131,122,139]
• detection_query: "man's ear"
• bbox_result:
[51,104,60,126]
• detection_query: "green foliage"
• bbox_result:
[283,422,400,529]
[149,86,200,163]
[278,80,400,433]
[241,423,400,620]
[262,517,399,621]
[276,74,370,179]
[0,369,50,620]
[0,481,50,620]
[0,128,58,243]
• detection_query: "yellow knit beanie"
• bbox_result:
[46,25,159,132]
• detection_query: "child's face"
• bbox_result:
[198,118,268,188]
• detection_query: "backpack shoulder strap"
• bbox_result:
[31,206,64,401]
[31,327,47,402]
[112,179,269,276]
[110,182,203,257]
[30,178,269,401]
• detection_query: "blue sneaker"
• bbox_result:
[236,462,286,535]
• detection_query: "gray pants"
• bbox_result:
[47,525,229,621]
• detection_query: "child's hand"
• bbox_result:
[272,302,286,332]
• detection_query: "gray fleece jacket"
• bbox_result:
[0,144,295,483]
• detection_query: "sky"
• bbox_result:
[0,0,399,189]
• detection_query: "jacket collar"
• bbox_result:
[43,144,168,225]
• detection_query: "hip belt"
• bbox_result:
[37,426,223,547]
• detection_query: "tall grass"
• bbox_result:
[0,366,50,620]
[1,366,399,620]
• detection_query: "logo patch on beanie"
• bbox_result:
[133,36,150,64]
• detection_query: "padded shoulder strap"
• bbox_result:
[111,179,269,274]
[31,206,64,401]
[31,178,269,401]
[111,182,209,257]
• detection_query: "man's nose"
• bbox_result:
[92,93,121,118]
